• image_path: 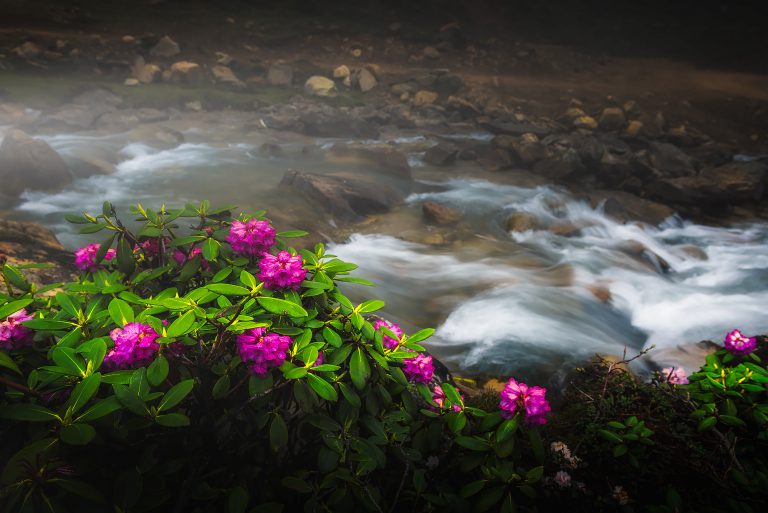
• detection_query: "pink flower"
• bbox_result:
[499,377,551,425]
[173,247,210,270]
[432,384,463,412]
[373,319,403,349]
[236,327,293,376]
[0,309,34,350]
[724,329,757,355]
[313,352,324,367]
[226,219,276,257]
[403,353,434,384]
[134,238,167,258]
[553,471,572,488]
[258,251,306,290]
[104,322,160,370]
[74,243,116,272]
[660,366,689,385]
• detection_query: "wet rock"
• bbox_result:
[49,104,103,129]
[678,245,708,260]
[413,90,439,107]
[533,149,584,179]
[68,156,116,178]
[0,103,40,126]
[166,61,204,85]
[435,74,465,95]
[326,143,411,179]
[494,134,545,166]
[96,108,169,129]
[258,143,284,158]
[290,104,379,139]
[73,88,123,108]
[476,145,513,171]
[549,222,582,237]
[278,170,403,223]
[0,129,71,196]
[357,68,378,92]
[304,76,336,97]
[0,219,75,282]
[127,126,184,149]
[688,143,733,167]
[588,285,612,303]
[506,212,539,232]
[211,65,246,89]
[132,59,161,84]
[438,22,466,50]
[123,78,140,86]
[572,115,598,130]
[649,161,767,205]
[636,111,666,138]
[13,41,41,60]
[591,191,675,225]
[149,35,180,58]
[648,142,696,177]
[423,46,441,59]
[625,120,643,137]
[267,62,293,86]
[185,100,203,112]
[480,120,552,138]
[445,96,481,118]
[598,107,626,131]
[422,201,463,225]
[423,142,458,166]
[333,64,350,80]
[391,82,419,96]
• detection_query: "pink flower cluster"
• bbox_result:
[258,251,306,290]
[724,329,757,355]
[74,243,116,272]
[173,247,210,270]
[135,238,166,258]
[403,353,434,384]
[660,366,689,385]
[499,377,551,425]
[0,309,34,350]
[236,327,293,376]
[226,219,276,257]
[373,319,403,349]
[104,322,161,370]
[432,385,463,412]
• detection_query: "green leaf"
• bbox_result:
[258,297,308,317]
[270,413,288,451]
[277,230,309,238]
[68,373,101,414]
[248,374,273,396]
[167,310,196,338]
[0,298,34,319]
[698,416,717,431]
[202,238,220,261]
[240,270,257,289]
[229,486,249,513]
[212,374,231,399]
[147,355,169,386]
[357,300,384,313]
[64,213,90,224]
[79,223,106,234]
[598,429,624,444]
[60,423,96,445]
[158,379,195,412]
[281,476,313,494]
[3,265,31,291]
[52,346,87,376]
[108,298,134,327]
[338,382,361,408]
[307,374,338,401]
[1,402,60,422]
[460,480,486,498]
[322,327,342,348]
[116,237,135,275]
[719,415,747,427]
[407,328,435,343]
[206,284,250,296]
[350,348,370,390]
[336,277,375,286]
[0,350,21,375]
[156,413,190,427]
[441,383,463,407]
[284,367,308,380]
[495,417,519,443]
[455,436,490,451]
[23,319,73,331]
[75,397,121,422]
[612,444,629,457]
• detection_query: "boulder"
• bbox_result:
[304,76,336,97]
[589,191,675,224]
[149,36,180,58]
[13,41,41,60]
[0,103,41,126]
[423,142,458,166]
[413,90,439,107]
[648,161,767,205]
[132,58,162,84]
[506,212,539,232]
[572,115,598,130]
[258,143,284,158]
[533,149,584,179]
[422,201,463,225]
[298,107,380,139]
[127,126,185,149]
[267,62,293,86]
[211,65,246,89]
[423,46,441,59]
[494,134,544,166]
[278,170,403,222]
[326,143,411,179]
[0,219,75,284]
[357,68,378,92]
[434,74,465,95]
[166,61,204,85]
[95,108,170,129]
[333,65,351,80]
[73,88,123,109]
[0,129,71,196]
[391,82,419,96]
[598,107,626,131]
[648,142,696,177]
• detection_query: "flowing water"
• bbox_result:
[2,121,767,386]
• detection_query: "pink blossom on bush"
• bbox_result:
[373,319,403,349]
[499,377,551,425]
[0,309,34,350]
[553,471,572,488]
[74,243,116,272]
[258,251,306,290]
[226,218,276,257]
[724,329,757,355]
[660,366,689,385]
[403,353,434,384]
[173,247,209,270]
[236,327,292,376]
[134,238,166,258]
[432,384,462,412]
[104,323,161,370]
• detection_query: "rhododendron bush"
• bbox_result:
[0,202,550,513]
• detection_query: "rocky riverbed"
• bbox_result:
[1,0,767,385]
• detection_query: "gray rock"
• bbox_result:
[13,41,41,60]
[258,143,284,158]
[598,107,626,131]
[649,161,767,205]
[648,142,696,177]
[480,120,552,137]
[149,36,180,58]
[506,212,539,232]
[166,61,204,85]
[423,46,441,59]
[267,62,294,86]
[211,65,246,89]
[0,129,71,196]
[357,68,378,92]
[435,74,465,95]
[422,200,463,224]
[423,142,458,166]
[133,62,162,84]
[533,149,584,179]
[304,76,336,97]
[326,143,411,179]
[278,170,403,222]
[298,106,380,139]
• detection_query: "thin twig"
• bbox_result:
[0,375,42,397]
